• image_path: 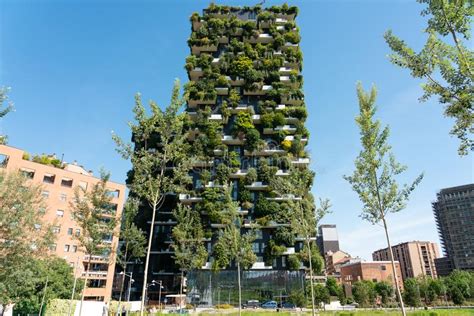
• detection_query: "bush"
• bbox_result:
[287,254,301,270]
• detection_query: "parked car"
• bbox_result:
[279,302,296,309]
[261,300,278,309]
[242,300,260,309]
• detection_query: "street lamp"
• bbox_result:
[156,281,164,313]
[118,271,134,316]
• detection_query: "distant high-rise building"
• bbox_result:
[0,145,125,303]
[317,224,340,255]
[372,241,440,280]
[433,184,474,276]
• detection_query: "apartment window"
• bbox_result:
[56,210,64,217]
[75,229,81,237]
[43,173,55,184]
[72,245,77,253]
[79,181,88,190]
[64,244,70,252]
[67,228,73,235]
[0,154,9,168]
[52,226,61,234]
[50,243,57,251]
[34,224,42,231]
[59,193,67,202]
[20,168,35,179]
[106,189,120,199]
[282,256,287,268]
[61,178,73,188]
[41,190,50,199]
[381,265,387,271]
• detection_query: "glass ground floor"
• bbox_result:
[186,270,306,306]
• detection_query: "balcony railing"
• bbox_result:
[179,194,203,203]
[83,255,109,263]
[244,182,269,191]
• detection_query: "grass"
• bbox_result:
[196,309,474,316]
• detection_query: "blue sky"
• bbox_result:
[1,0,472,260]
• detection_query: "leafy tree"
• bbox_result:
[404,278,421,307]
[326,277,339,296]
[344,83,423,316]
[115,199,146,311]
[11,257,83,315]
[288,289,306,307]
[172,204,208,297]
[352,280,376,307]
[375,281,394,305]
[444,270,472,305]
[212,224,256,316]
[0,171,55,313]
[0,87,13,145]
[270,166,329,316]
[310,284,330,307]
[385,0,474,155]
[113,80,192,315]
[70,170,118,315]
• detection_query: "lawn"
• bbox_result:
[196,309,474,316]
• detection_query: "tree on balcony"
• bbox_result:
[70,170,117,316]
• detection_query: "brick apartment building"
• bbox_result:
[0,144,125,302]
[340,261,403,296]
[372,241,440,281]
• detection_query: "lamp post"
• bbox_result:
[157,280,164,313]
[118,271,133,316]
[145,280,158,309]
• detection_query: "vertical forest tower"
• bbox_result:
[129,3,317,303]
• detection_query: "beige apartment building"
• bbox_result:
[372,241,440,281]
[0,144,125,302]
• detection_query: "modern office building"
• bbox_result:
[340,261,404,296]
[0,145,125,302]
[433,184,474,275]
[317,224,340,256]
[128,4,313,304]
[372,241,440,280]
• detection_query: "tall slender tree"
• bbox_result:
[116,199,146,313]
[0,87,13,145]
[344,83,424,316]
[0,171,54,314]
[384,0,473,155]
[113,80,192,315]
[212,223,256,316]
[70,170,118,316]
[171,204,208,302]
[270,166,330,316]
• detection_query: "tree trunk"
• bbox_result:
[306,238,316,316]
[179,270,184,309]
[68,267,78,316]
[140,202,158,316]
[382,217,406,316]
[237,261,242,316]
[79,257,91,316]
